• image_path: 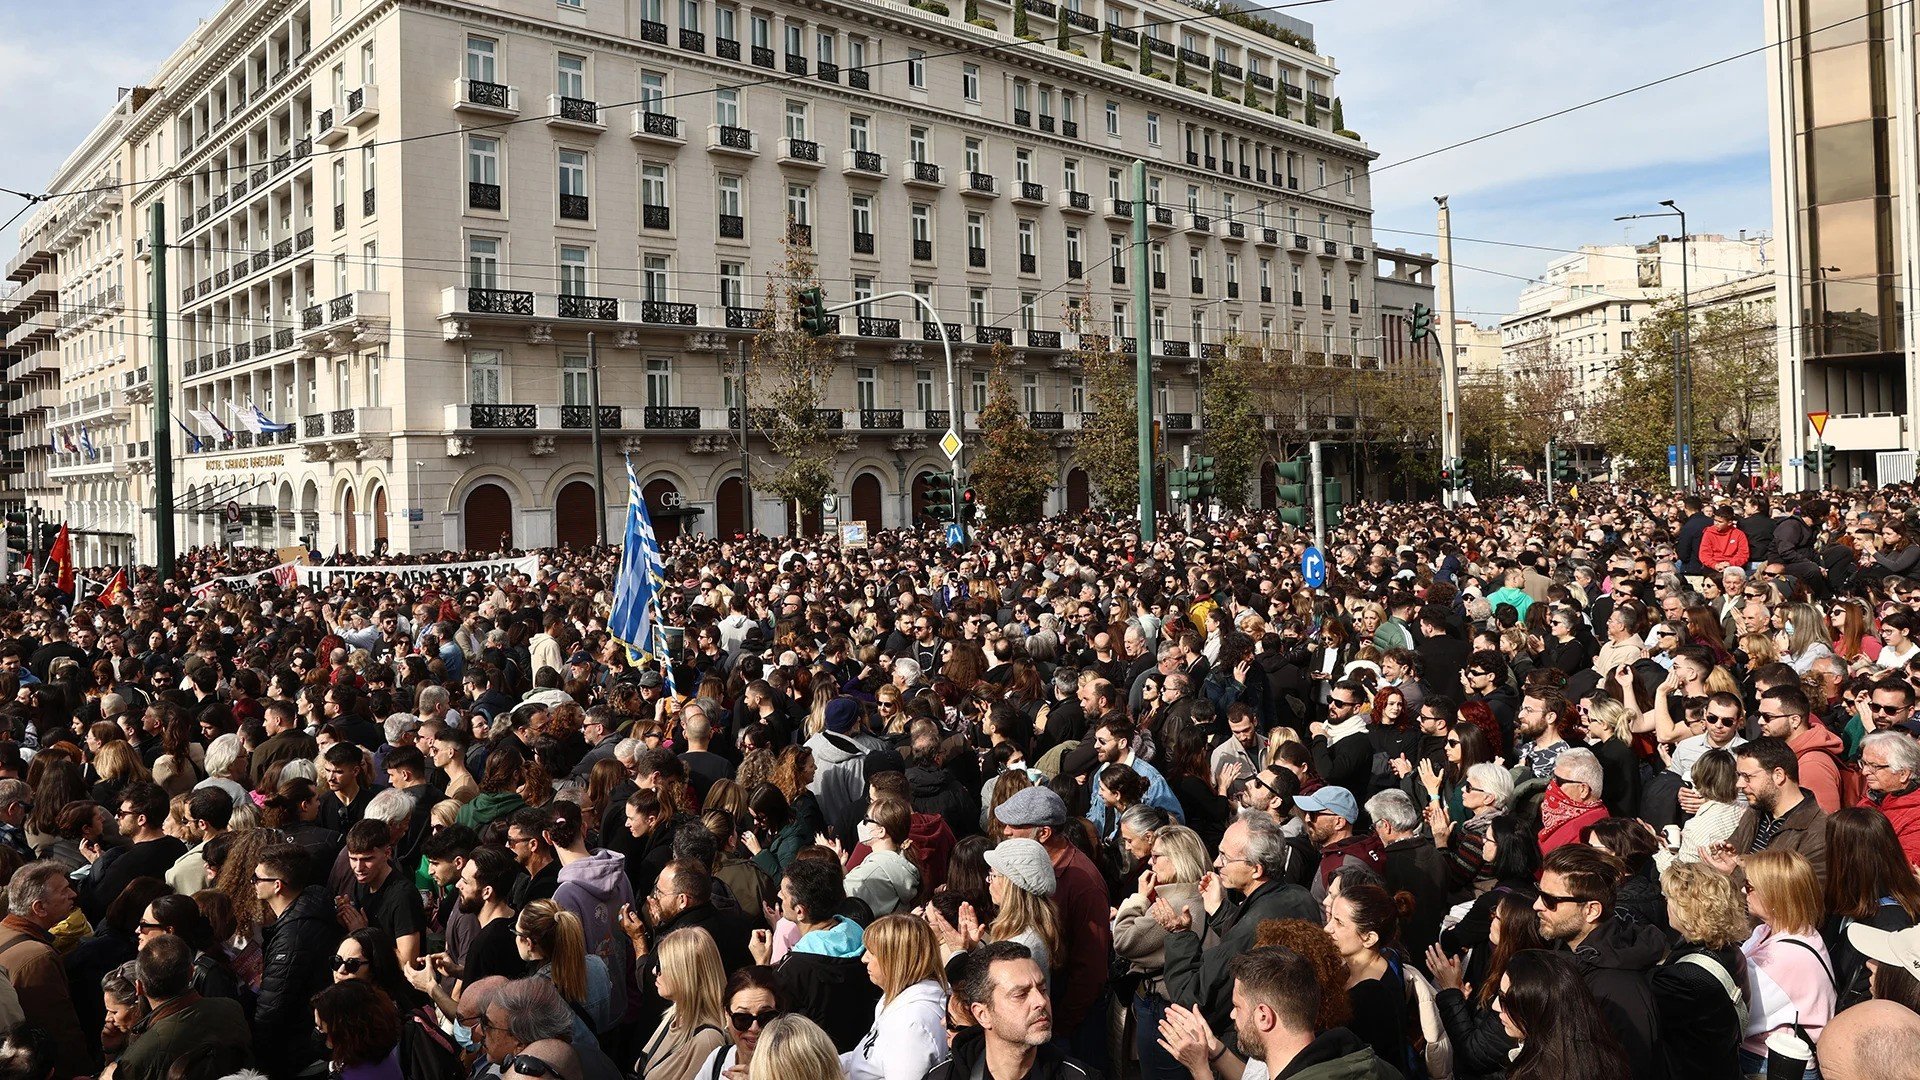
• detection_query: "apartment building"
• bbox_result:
[1497,234,1774,436]
[6,0,1378,558]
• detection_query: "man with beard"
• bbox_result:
[1162,946,1400,1079]
[923,942,1093,1080]
[1086,717,1184,838]
[1513,690,1573,782]
[1534,844,1665,1080]
[1210,705,1262,787]
[454,844,527,986]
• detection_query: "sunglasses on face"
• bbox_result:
[503,1054,565,1078]
[730,1009,780,1032]
[330,955,369,974]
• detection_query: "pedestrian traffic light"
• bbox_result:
[1322,477,1345,528]
[3,511,25,566]
[1275,456,1309,527]
[922,470,958,522]
[1193,456,1217,500]
[1168,468,1190,502]
[797,285,831,336]
[1409,303,1433,343]
[1440,456,1470,490]
[961,487,979,522]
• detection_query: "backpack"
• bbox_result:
[1677,951,1749,1034]
[399,1006,464,1080]
[1827,749,1866,808]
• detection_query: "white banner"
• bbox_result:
[191,560,300,600]
[293,554,541,589]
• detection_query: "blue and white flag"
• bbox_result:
[609,457,656,663]
[251,403,293,433]
[79,428,97,460]
[176,419,206,453]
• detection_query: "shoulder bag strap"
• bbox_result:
[1779,936,1837,988]
[1677,952,1749,1032]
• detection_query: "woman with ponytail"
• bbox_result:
[262,776,341,876]
[1324,880,1419,1075]
[515,899,614,1033]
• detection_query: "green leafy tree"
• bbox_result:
[965,0,978,21]
[1331,97,1345,130]
[1211,67,1225,97]
[1174,54,1187,87]
[1013,0,1031,38]
[1139,35,1154,75]
[968,345,1057,524]
[1243,73,1259,108]
[1071,311,1140,511]
[1594,299,1778,482]
[1056,11,1071,50]
[1200,340,1267,507]
[1304,96,1318,126]
[1100,28,1115,62]
[747,235,841,533]
[1276,83,1290,119]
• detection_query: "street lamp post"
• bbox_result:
[1616,203,1692,489]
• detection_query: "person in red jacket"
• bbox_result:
[1757,684,1847,814]
[1862,731,1920,865]
[1537,748,1610,855]
[1698,505,1751,573]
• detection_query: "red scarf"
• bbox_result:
[1539,780,1603,837]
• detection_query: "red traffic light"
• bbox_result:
[962,488,977,505]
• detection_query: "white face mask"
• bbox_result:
[858,819,881,845]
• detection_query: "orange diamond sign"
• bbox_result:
[1809,411,1831,436]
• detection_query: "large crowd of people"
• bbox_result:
[0,486,1919,1080]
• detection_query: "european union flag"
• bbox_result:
[609,457,656,663]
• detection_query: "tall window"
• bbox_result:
[465,37,497,83]
[557,54,586,98]
[361,43,376,86]
[558,150,588,198]
[964,138,983,172]
[646,358,673,406]
[1015,149,1032,184]
[717,6,736,41]
[855,367,877,410]
[466,136,499,189]
[751,14,770,48]
[562,355,589,405]
[468,349,501,404]
[716,174,742,217]
[1146,113,1160,144]
[559,246,589,295]
[681,0,702,33]
[817,30,835,65]
[971,369,988,411]
[714,88,740,127]
[851,195,873,236]
[907,50,925,88]
[916,370,934,411]
[786,184,812,225]
[719,261,745,307]
[848,115,870,151]
[1022,374,1039,412]
[909,126,929,163]
[963,64,980,101]
[1104,101,1119,135]
[362,241,379,290]
[1018,220,1035,256]
[640,72,666,113]
[642,164,669,209]
[785,100,808,140]
[966,213,985,252]
[643,255,669,300]
[912,205,931,245]
[784,23,803,55]
[466,236,499,289]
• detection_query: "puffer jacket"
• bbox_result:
[1565,916,1668,1080]
[778,916,883,1053]
[922,1026,1093,1080]
[254,886,345,1077]
[1434,986,1513,1080]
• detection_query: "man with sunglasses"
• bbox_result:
[504,1039,583,1080]
[1534,844,1665,1080]
[1755,684,1847,814]
[252,842,344,1079]
[82,781,186,925]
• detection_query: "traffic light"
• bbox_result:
[796,285,831,336]
[961,487,980,523]
[1168,468,1190,503]
[1193,456,1217,500]
[1275,457,1310,527]
[1322,477,1345,528]
[1808,442,1835,481]
[1550,442,1577,483]
[1439,456,1470,490]
[922,470,958,522]
[4,511,25,567]
[1408,303,1433,343]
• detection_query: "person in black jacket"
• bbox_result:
[748,854,880,1053]
[1740,493,1775,566]
[1308,682,1373,795]
[253,840,345,1079]
[921,941,1096,1080]
[1429,889,1542,1080]
[1535,844,1666,1080]
[1650,862,1747,1080]
[83,780,187,923]
[1416,605,1471,701]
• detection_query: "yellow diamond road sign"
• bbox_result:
[940,428,962,460]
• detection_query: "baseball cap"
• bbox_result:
[1291,785,1359,824]
[1848,921,1920,979]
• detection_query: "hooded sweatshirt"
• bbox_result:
[845,848,921,917]
[555,848,635,1019]
[806,731,877,832]
[779,916,882,1052]
[1788,722,1847,814]
[1566,916,1667,1080]
[455,790,525,832]
[841,978,950,1080]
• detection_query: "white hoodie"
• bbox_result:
[841,979,951,1080]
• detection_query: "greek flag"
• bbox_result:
[79,428,97,460]
[251,404,293,433]
[176,419,205,453]
[609,457,656,664]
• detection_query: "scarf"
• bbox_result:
[1322,714,1370,745]
[1539,779,1602,837]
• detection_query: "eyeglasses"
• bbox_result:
[1330,697,1362,708]
[1536,889,1582,908]
[503,1054,565,1078]
[116,809,138,819]
[1444,737,1462,746]
[1551,775,1585,787]
[1705,716,1741,728]
[1862,760,1900,773]
[137,920,165,933]
[730,1009,780,1032]
[1870,702,1908,713]
[253,875,282,885]
[329,955,369,974]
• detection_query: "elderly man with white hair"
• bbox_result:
[1538,746,1609,856]
[891,656,924,692]
[1863,729,1920,865]
[1367,789,1449,957]
[193,733,250,805]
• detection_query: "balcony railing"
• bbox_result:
[1028,330,1062,348]
[913,239,933,260]
[469,181,502,210]
[858,316,900,337]
[562,405,623,429]
[471,404,539,429]
[976,326,1012,345]
[717,38,740,60]
[922,410,950,430]
[817,61,839,82]
[643,204,671,229]
[716,125,754,150]
[752,45,775,67]
[557,295,620,320]
[1015,109,1032,127]
[719,214,744,238]
[1019,181,1045,201]
[467,79,512,108]
[786,53,809,75]
[1165,412,1194,431]
[849,150,883,173]
[968,247,988,268]
[966,172,997,194]
[681,29,705,51]
[641,301,698,325]
[787,222,813,246]
[560,194,590,220]
[784,138,820,162]
[638,112,680,138]
[922,322,961,343]
[1028,411,1063,430]
[854,232,875,254]
[860,408,903,429]
[849,68,870,89]
[469,288,536,315]
[1162,340,1190,358]
[725,306,770,329]
[644,405,701,429]
[558,96,600,123]
[911,161,942,183]
[640,20,668,43]
[1020,253,1037,273]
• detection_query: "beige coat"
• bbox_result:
[1112,881,1202,994]
[640,1009,730,1080]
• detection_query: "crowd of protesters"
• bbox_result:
[0,486,1919,1079]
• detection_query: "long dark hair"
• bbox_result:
[1502,950,1630,1080]
[1476,891,1548,1007]
[1486,816,1542,882]
[343,927,429,1011]
[1826,807,1920,920]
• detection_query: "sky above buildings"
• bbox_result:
[0,0,1771,321]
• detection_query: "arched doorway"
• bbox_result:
[1065,468,1090,514]
[642,478,685,542]
[554,480,597,549]
[1260,461,1277,511]
[278,482,295,545]
[341,488,358,555]
[714,476,744,538]
[463,483,513,551]
[850,473,883,529]
[371,486,389,550]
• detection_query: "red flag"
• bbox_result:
[47,525,74,595]
[102,569,130,607]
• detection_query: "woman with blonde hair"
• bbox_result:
[516,899,613,1033]
[844,914,949,1080]
[1778,601,1837,675]
[1653,862,1749,1077]
[748,1014,843,1080]
[1738,849,1834,1076]
[638,927,731,1080]
[1664,749,1742,869]
[929,838,1062,982]
[1114,825,1210,1080]
[89,740,149,809]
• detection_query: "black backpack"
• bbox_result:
[399,1005,464,1080]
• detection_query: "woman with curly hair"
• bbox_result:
[456,742,530,830]
[1652,862,1749,1078]
[770,747,825,842]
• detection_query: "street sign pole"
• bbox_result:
[822,291,958,531]
[1309,439,1326,552]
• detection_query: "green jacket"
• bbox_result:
[456,790,526,831]
[1280,1028,1406,1080]
[117,993,253,1080]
